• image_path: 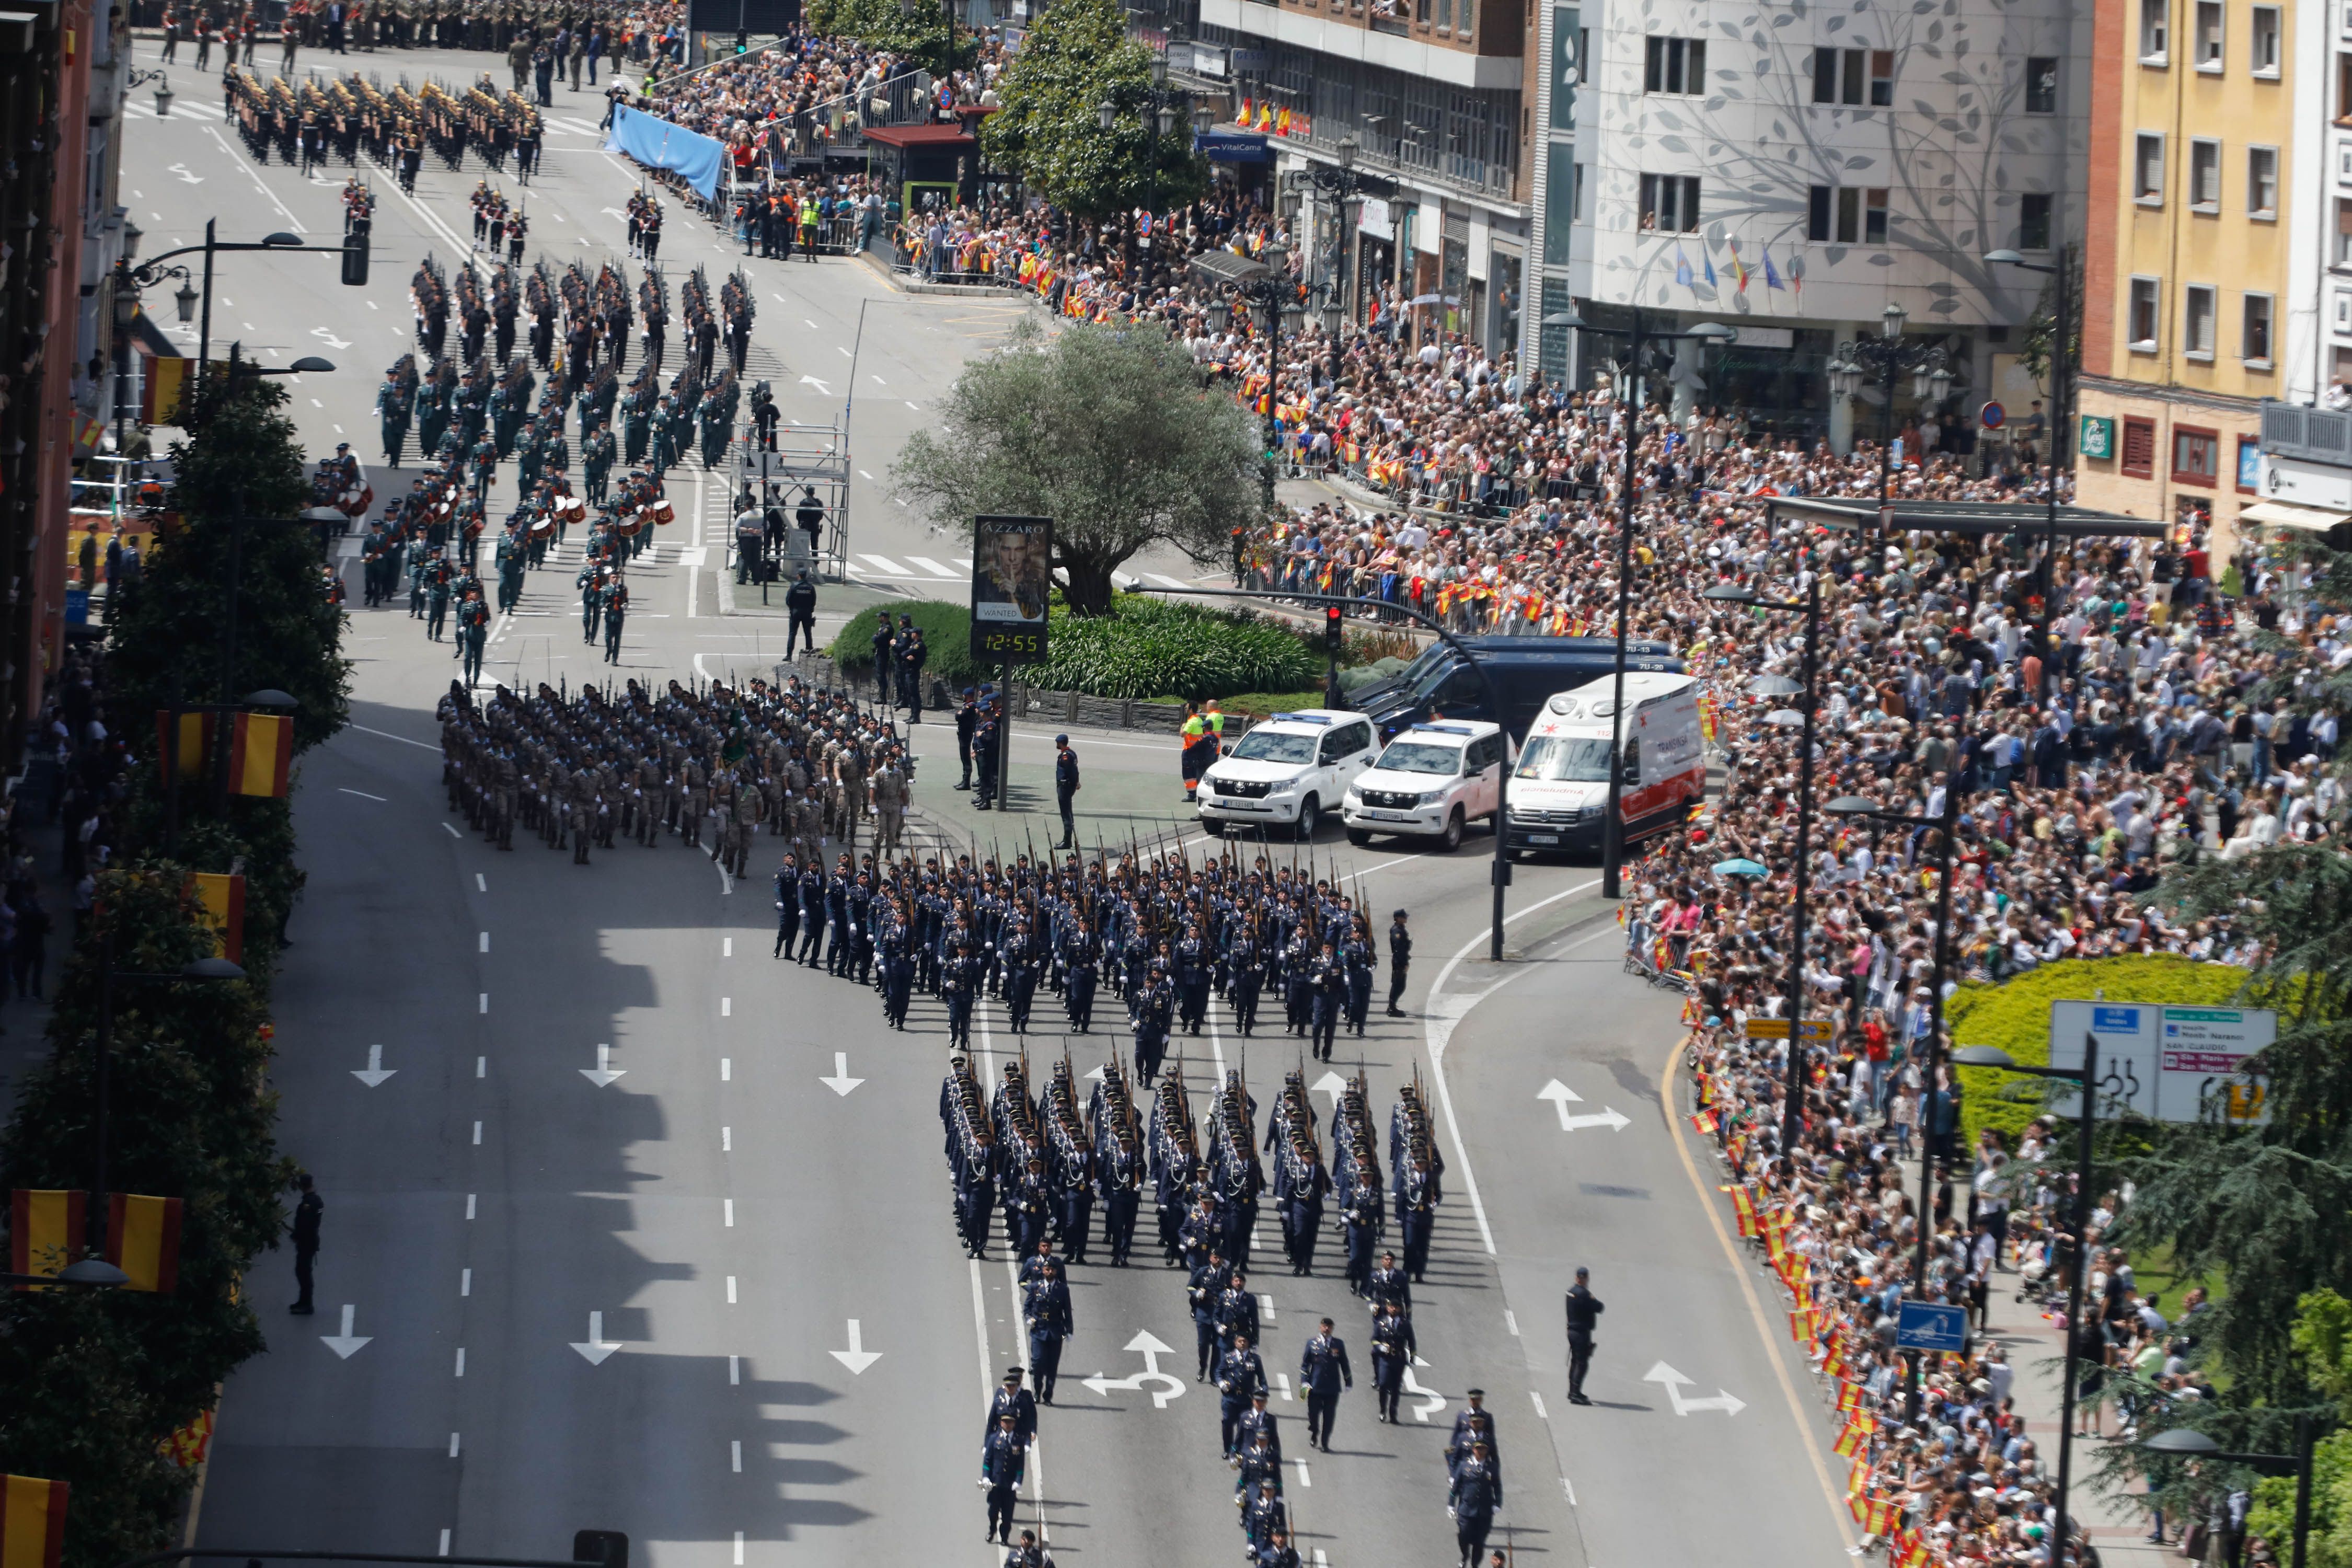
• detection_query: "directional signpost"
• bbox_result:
[1896,1300,1968,1355]
[2043,1001,2276,1124]
[1743,1018,1836,1041]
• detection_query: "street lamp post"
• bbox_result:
[1705,582,1824,1161]
[2144,1425,2319,1568]
[1829,787,1961,1424]
[1986,244,2075,696]
[1302,136,1363,318]
[124,222,355,425]
[1827,303,1951,563]
[1546,309,1736,898]
[1953,1031,2102,1568]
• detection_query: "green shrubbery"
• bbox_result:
[831,594,1324,704]
[1949,954,2246,1148]
[0,375,346,1568]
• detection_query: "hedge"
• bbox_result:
[831,594,1324,704]
[1950,955,2249,1149]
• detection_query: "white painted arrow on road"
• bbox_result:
[818,1052,864,1097]
[351,1044,396,1087]
[829,1319,882,1374]
[1080,1329,1185,1407]
[1401,1361,1447,1422]
[1644,1361,1746,1416]
[1311,1071,1347,1105]
[168,162,204,184]
[1539,1079,1629,1132]
[310,326,352,351]
[570,1311,621,1364]
[798,374,832,397]
[580,1044,626,1088]
[320,1304,373,1358]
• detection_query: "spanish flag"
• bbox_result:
[8,1190,86,1288]
[227,711,294,799]
[0,1475,67,1568]
[188,872,245,964]
[154,710,214,780]
[104,1194,184,1294]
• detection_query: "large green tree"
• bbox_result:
[892,316,1261,614]
[107,375,351,755]
[978,0,1206,222]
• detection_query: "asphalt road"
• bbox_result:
[125,43,1855,1568]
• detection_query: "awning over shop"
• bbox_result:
[2239,499,2351,533]
[1186,248,1273,286]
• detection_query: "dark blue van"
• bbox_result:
[1350,636,1684,743]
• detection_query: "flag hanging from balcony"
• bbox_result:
[7,1190,86,1289]
[0,1475,69,1568]
[227,711,294,799]
[103,1194,185,1294]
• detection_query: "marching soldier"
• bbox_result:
[379,365,411,465]
[1387,906,1413,1016]
[1299,1317,1352,1451]
[1447,1440,1502,1568]
[1021,1258,1072,1404]
[977,1415,1028,1548]
[1370,1298,1415,1424]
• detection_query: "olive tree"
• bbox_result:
[893,316,1262,615]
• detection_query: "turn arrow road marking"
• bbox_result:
[1080,1330,1185,1407]
[1538,1079,1630,1132]
[1643,1361,1746,1416]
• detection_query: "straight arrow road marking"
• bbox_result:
[1539,1079,1629,1132]
[818,1053,864,1096]
[1310,1070,1347,1105]
[321,1304,372,1358]
[581,1045,626,1087]
[1643,1361,1746,1416]
[830,1319,882,1374]
[571,1312,621,1364]
[352,1044,396,1087]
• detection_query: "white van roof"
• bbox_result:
[1543,671,1698,719]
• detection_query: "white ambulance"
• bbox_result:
[1504,672,1705,859]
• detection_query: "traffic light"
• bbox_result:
[1323,604,1344,655]
[340,230,368,287]
[735,28,748,51]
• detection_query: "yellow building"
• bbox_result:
[2075,0,2297,551]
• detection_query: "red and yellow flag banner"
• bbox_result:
[188,872,246,965]
[0,1475,68,1568]
[7,1190,85,1288]
[105,1193,184,1294]
[227,711,294,799]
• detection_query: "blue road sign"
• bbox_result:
[1897,1300,1968,1354]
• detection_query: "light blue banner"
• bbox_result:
[603,103,725,201]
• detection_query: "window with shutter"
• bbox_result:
[2122,418,2158,479]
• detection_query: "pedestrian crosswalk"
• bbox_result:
[851,552,977,581]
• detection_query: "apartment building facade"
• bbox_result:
[1149,0,2089,448]
[2076,0,2299,547]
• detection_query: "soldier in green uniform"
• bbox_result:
[621,385,650,468]
[540,421,569,487]
[493,521,523,611]
[418,372,448,456]
[457,584,492,686]
[515,417,543,497]
[379,366,412,466]
[601,572,627,664]
[579,559,604,642]
[582,420,614,504]
[426,551,454,640]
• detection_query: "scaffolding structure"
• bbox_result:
[737,417,849,582]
